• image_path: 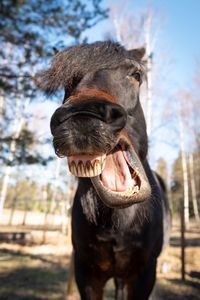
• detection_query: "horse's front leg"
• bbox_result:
[74,252,108,300]
[127,259,157,300]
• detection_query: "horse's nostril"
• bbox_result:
[105,105,127,132]
[107,107,123,122]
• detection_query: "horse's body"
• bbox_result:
[72,170,169,300]
[36,41,171,300]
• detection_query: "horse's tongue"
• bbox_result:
[101,150,133,192]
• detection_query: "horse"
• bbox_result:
[36,41,171,300]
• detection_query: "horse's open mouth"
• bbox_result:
[67,141,151,207]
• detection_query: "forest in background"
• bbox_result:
[0,0,200,228]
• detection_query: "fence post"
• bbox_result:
[180,201,185,281]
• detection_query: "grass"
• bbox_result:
[0,247,68,300]
[0,221,199,299]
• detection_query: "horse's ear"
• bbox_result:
[128,47,146,61]
[53,47,59,54]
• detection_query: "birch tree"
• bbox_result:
[109,3,159,136]
[176,91,193,225]
[0,87,31,215]
[175,89,200,225]
[189,153,200,222]
[179,115,190,225]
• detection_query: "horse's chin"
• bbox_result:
[67,140,151,208]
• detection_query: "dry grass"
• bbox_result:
[0,220,199,299]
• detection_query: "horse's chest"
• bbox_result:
[94,233,147,277]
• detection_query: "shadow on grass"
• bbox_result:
[0,247,57,265]
[0,248,68,300]
[170,237,200,247]
[168,278,200,292]
[189,271,200,280]
[156,278,200,300]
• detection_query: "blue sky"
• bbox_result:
[85,0,200,88]
[81,0,200,169]
[151,0,200,87]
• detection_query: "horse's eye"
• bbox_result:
[130,71,141,83]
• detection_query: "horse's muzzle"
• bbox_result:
[50,99,127,136]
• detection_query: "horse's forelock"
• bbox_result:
[35,41,144,95]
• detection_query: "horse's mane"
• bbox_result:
[35,41,145,95]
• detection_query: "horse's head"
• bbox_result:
[36,41,151,208]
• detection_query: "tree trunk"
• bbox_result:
[49,157,61,220]
[179,105,189,225]
[42,185,49,244]
[180,201,186,281]
[22,198,29,226]
[189,153,200,222]
[0,96,30,216]
[0,92,5,136]
[181,151,189,225]
[8,196,18,225]
[144,14,153,137]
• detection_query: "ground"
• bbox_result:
[0,220,199,300]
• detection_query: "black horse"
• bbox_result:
[36,41,171,300]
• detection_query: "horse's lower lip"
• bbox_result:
[91,145,151,208]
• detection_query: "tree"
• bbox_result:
[175,89,200,224]
[178,98,190,225]
[0,0,108,126]
[171,147,200,221]
[0,0,108,138]
[156,157,168,180]
[108,3,161,136]
[0,0,108,215]
[189,153,200,222]
[171,154,185,216]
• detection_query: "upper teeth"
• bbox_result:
[68,159,105,177]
